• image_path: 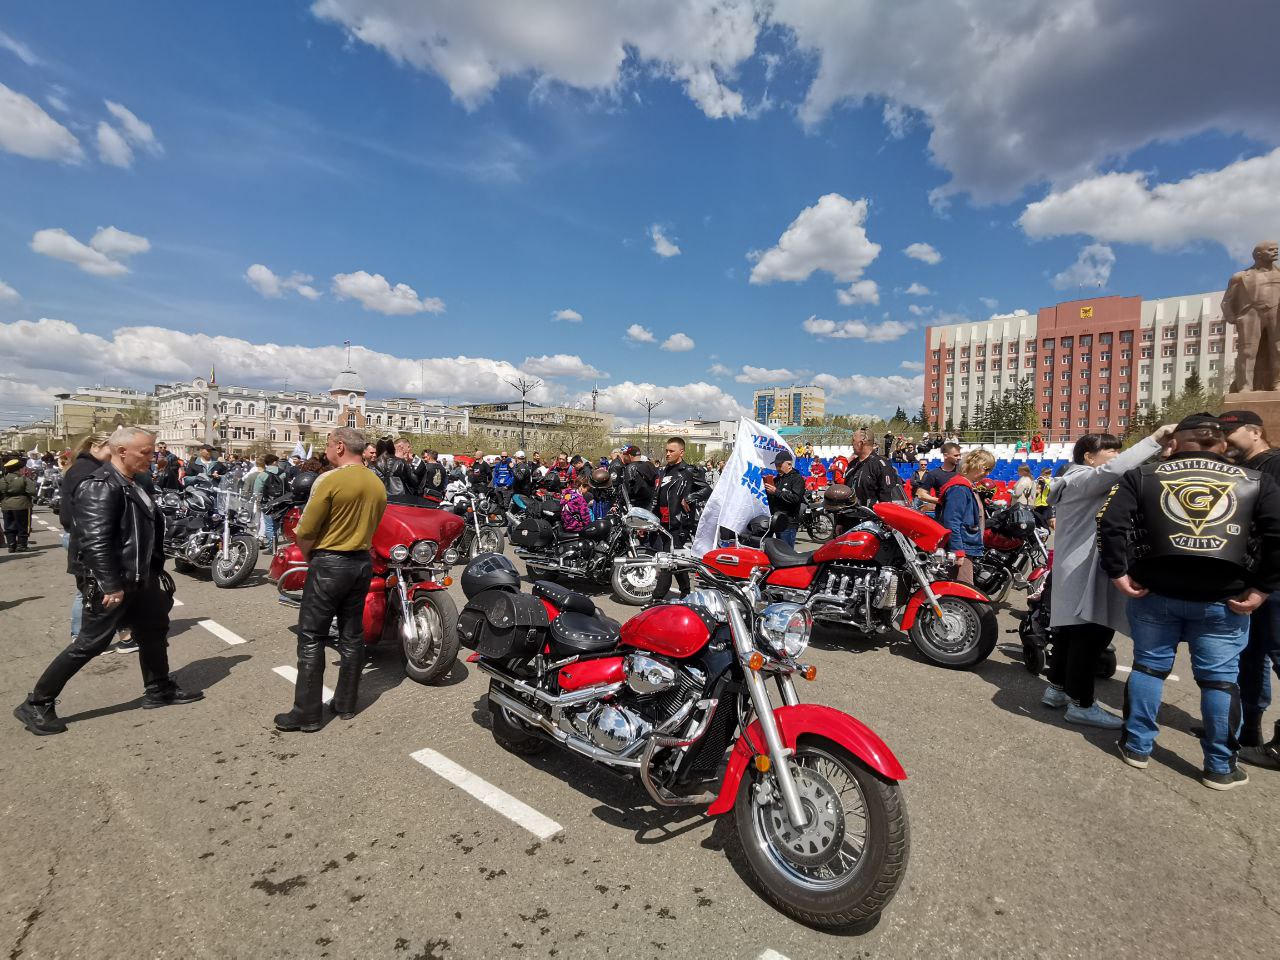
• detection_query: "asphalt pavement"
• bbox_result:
[1,506,1277,959]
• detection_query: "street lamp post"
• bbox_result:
[636,397,663,459]
[503,377,541,452]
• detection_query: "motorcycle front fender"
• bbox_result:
[705,703,906,816]
[898,580,989,630]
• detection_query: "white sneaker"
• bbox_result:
[1064,702,1124,729]
[1041,685,1071,708]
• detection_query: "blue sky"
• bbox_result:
[2,1,1276,425]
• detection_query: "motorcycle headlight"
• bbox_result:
[443,547,459,565]
[389,543,410,563]
[209,512,223,524]
[757,602,812,659]
[411,540,438,565]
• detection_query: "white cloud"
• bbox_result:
[103,101,162,155]
[520,354,606,379]
[552,307,583,322]
[311,0,760,119]
[907,303,932,317]
[0,30,39,66]
[1020,148,1280,259]
[1051,243,1115,291]
[0,82,83,162]
[990,308,1030,320]
[979,296,999,310]
[903,242,941,265]
[0,317,572,407]
[812,371,924,408]
[749,194,880,285]
[625,323,656,343]
[578,379,748,423]
[246,264,322,300]
[900,360,925,371]
[707,362,733,377]
[660,332,695,352]
[836,279,879,306]
[0,279,20,302]
[95,121,133,167]
[30,226,149,277]
[904,282,931,296]
[332,270,445,315]
[802,315,912,343]
[735,364,799,384]
[650,224,681,258]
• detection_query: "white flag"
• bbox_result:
[305,444,313,459]
[291,438,306,459]
[693,418,794,555]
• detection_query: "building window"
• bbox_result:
[1120,331,1133,343]
[1060,403,1070,413]
[1163,328,1177,339]
[1043,356,1053,366]
[1099,368,1110,378]
[1061,387,1070,396]
[1100,352,1111,361]
[1162,346,1175,357]
[1080,335,1092,347]
[1162,362,1173,373]
[1061,337,1073,348]
[1141,330,1153,341]
[1185,361,1196,373]
[269,406,277,418]
[1184,343,1197,355]
[284,431,291,441]
[1042,338,1054,349]
[326,410,334,422]
[1209,359,1221,371]
[270,430,277,441]
[1078,418,1088,428]
[1042,373,1052,382]
[247,403,255,416]
[1209,341,1222,353]
[1079,402,1089,412]
[347,414,356,428]
[1120,383,1130,393]
[1186,325,1199,337]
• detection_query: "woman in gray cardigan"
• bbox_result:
[1041,425,1174,727]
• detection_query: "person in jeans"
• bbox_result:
[15,427,202,736]
[764,450,806,547]
[275,427,386,732]
[1221,408,1280,768]
[1040,426,1173,728]
[1099,414,1280,790]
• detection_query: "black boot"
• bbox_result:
[142,682,205,709]
[330,660,361,720]
[275,662,324,732]
[14,697,68,735]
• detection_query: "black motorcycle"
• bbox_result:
[509,497,658,605]
[157,477,259,588]
[441,481,507,563]
[799,488,834,541]
[970,502,1050,605]
[1016,575,1117,679]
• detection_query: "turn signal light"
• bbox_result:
[747,652,765,671]
[443,576,454,587]
[800,664,818,681]
[753,754,771,773]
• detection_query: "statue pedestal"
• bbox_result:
[1224,390,1280,439]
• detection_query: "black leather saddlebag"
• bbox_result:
[458,589,550,659]
[511,517,554,549]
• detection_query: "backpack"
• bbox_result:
[261,470,286,502]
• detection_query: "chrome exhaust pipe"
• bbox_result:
[487,686,643,769]
[477,660,623,708]
[638,698,721,807]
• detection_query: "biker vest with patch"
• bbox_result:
[1136,457,1260,566]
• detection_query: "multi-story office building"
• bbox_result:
[751,385,825,426]
[51,385,158,440]
[924,291,1233,439]
[460,402,612,450]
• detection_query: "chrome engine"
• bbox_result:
[565,703,652,754]
[624,654,677,695]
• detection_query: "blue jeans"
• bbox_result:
[780,525,797,547]
[70,590,83,639]
[261,513,277,544]
[1239,594,1280,739]
[1124,593,1249,774]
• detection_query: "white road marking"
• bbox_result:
[273,665,334,704]
[410,747,564,841]
[172,598,184,607]
[1114,664,1179,682]
[759,951,792,960]
[197,619,246,645]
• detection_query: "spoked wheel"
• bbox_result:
[471,527,505,559]
[734,740,909,930]
[211,534,258,587]
[807,512,835,542]
[488,680,547,755]
[908,597,998,669]
[611,557,656,606]
[402,591,460,685]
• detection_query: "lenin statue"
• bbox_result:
[1224,240,1280,392]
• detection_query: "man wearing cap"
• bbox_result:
[847,429,904,507]
[765,450,807,546]
[510,451,534,500]
[1222,408,1280,768]
[1098,413,1280,790]
[1,457,37,552]
[618,445,658,511]
[651,437,711,601]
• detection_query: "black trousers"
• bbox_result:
[293,551,372,719]
[32,575,173,702]
[652,529,691,601]
[3,507,31,548]
[1046,621,1115,707]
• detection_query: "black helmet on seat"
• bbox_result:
[823,483,854,510]
[290,470,318,505]
[461,552,520,599]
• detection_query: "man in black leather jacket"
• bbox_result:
[15,427,202,736]
[765,451,807,546]
[618,445,658,510]
[651,437,711,601]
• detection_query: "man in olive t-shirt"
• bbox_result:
[275,427,387,733]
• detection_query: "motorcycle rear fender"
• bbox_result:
[407,579,447,596]
[705,704,906,816]
[898,580,989,630]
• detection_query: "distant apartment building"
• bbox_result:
[52,385,158,440]
[752,385,825,426]
[924,291,1233,439]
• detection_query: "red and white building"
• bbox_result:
[924,291,1234,439]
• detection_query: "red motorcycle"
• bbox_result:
[710,501,997,669]
[270,500,466,684]
[459,509,910,930]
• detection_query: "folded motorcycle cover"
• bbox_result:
[458,589,550,659]
[511,517,554,549]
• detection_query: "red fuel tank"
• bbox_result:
[558,656,625,692]
[767,565,816,590]
[702,547,770,581]
[813,531,879,564]
[621,604,713,659]
[873,501,948,553]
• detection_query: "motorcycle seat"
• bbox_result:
[531,580,597,617]
[763,538,817,569]
[552,525,581,541]
[549,611,621,654]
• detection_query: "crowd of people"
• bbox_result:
[8,411,1280,793]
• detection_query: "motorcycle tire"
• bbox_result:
[908,597,998,669]
[611,556,657,606]
[172,556,194,574]
[806,512,835,542]
[402,591,460,685]
[1022,641,1047,676]
[1096,646,1118,679]
[470,528,506,559]
[487,680,547,755]
[733,739,909,931]
[211,534,258,588]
